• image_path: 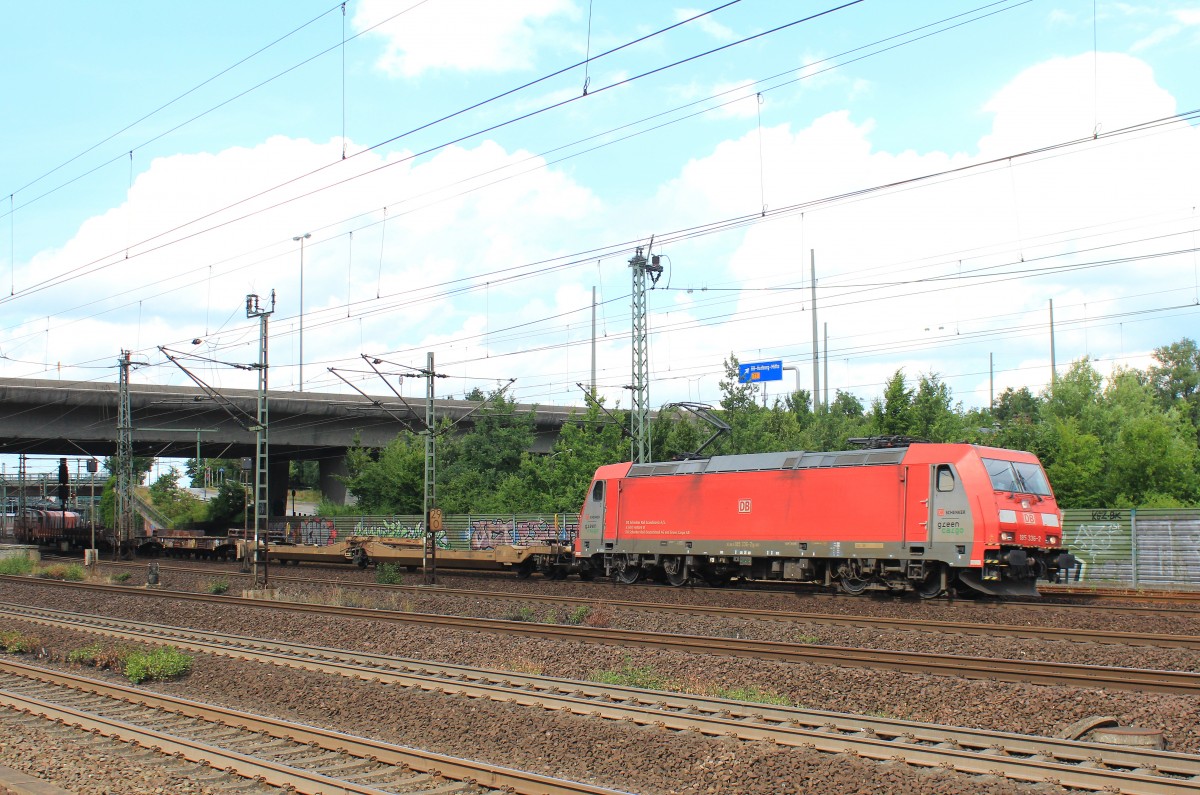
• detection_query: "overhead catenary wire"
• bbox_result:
[0,1,857,305]
[0,0,1069,339]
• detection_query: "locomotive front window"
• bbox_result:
[982,458,1052,496]
[591,481,604,502]
[1012,461,1051,496]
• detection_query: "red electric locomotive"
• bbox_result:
[574,440,1075,597]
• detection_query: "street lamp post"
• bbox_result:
[292,233,311,391]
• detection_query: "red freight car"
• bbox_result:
[574,441,1074,597]
[12,505,83,546]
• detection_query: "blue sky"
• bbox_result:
[2,0,1200,474]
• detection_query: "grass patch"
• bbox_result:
[709,685,793,706]
[111,572,132,584]
[202,578,230,594]
[0,630,42,654]
[503,605,537,623]
[592,658,676,691]
[123,646,193,684]
[375,563,404,585]
[33,563,85,581]
[0,556,34,575]
[565,605,592,625]
[794,633,820,644]
[67,641,134,671]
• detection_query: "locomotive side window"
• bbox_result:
[935,465,955,492]
[591,481,604,502]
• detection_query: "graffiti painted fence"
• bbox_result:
[267,513,578,551]
[1063,508,1200,590]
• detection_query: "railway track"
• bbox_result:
[67,559,1200,648]
[6,578,1200,694]
[75,555,1200,617]
[0,656,627,795]
[3,605,1199,794]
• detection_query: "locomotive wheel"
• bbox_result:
[662,556,689,587]
[916,566,945,599]
[838,576,869,595]
[612,554,642,585]
[577,567,595,581]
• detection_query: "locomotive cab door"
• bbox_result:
[902,465,932,548]
[578,479,607,553]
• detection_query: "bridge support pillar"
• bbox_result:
[319,456,349,506]
[268,459,289,518]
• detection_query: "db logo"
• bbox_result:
[1022,512,1036,524]
[738,499,752,514]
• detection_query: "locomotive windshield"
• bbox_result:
[982,458,1052,496]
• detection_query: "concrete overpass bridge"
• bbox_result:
[0,377,584,508]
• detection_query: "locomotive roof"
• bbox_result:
[627,447,908,477]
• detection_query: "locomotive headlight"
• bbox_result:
[1000,531,1015,542]
[1047,535,1059,546]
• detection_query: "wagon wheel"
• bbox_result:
[612,554,642,584]
[662,556,689,587]
[515,558,536,579]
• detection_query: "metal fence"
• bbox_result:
[1063,508,1200,590]
[265,513,579,550]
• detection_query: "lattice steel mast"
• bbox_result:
[628,246,662,464]
[246,293,274,587]
[116,350,134,556]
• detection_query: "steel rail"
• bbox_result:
[0,658,630,795]
[58,559,1200,647]
[6,575,1200,694]
[3,606,1199,794]
[65,557,1200,619]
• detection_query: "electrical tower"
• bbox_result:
[628,246,662,464]
[116,350,134,556]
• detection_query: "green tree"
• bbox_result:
[343,433,425,514]
[1148,338,1200,439]
[1040,418,1104,508]
[871,369,912,435]
[909,372,961,441]
[206,478,248,530]
[148,467,206,528]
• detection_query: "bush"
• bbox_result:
[375,563,404,585]
[0,556,34,575]
[34,564,85,581]
[124,646,193,684]
[202,578,230,595]
[0,630,42,654]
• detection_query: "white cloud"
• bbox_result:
[6,53,1196,416]
[353,0,578,77]
[674,7,736,41]
[639,53,1200,407]
[2,135,602,394]
[1175,9,1200,25]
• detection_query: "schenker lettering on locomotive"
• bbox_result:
[576,439,1077,597]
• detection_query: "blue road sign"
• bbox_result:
[738,360,783,383]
